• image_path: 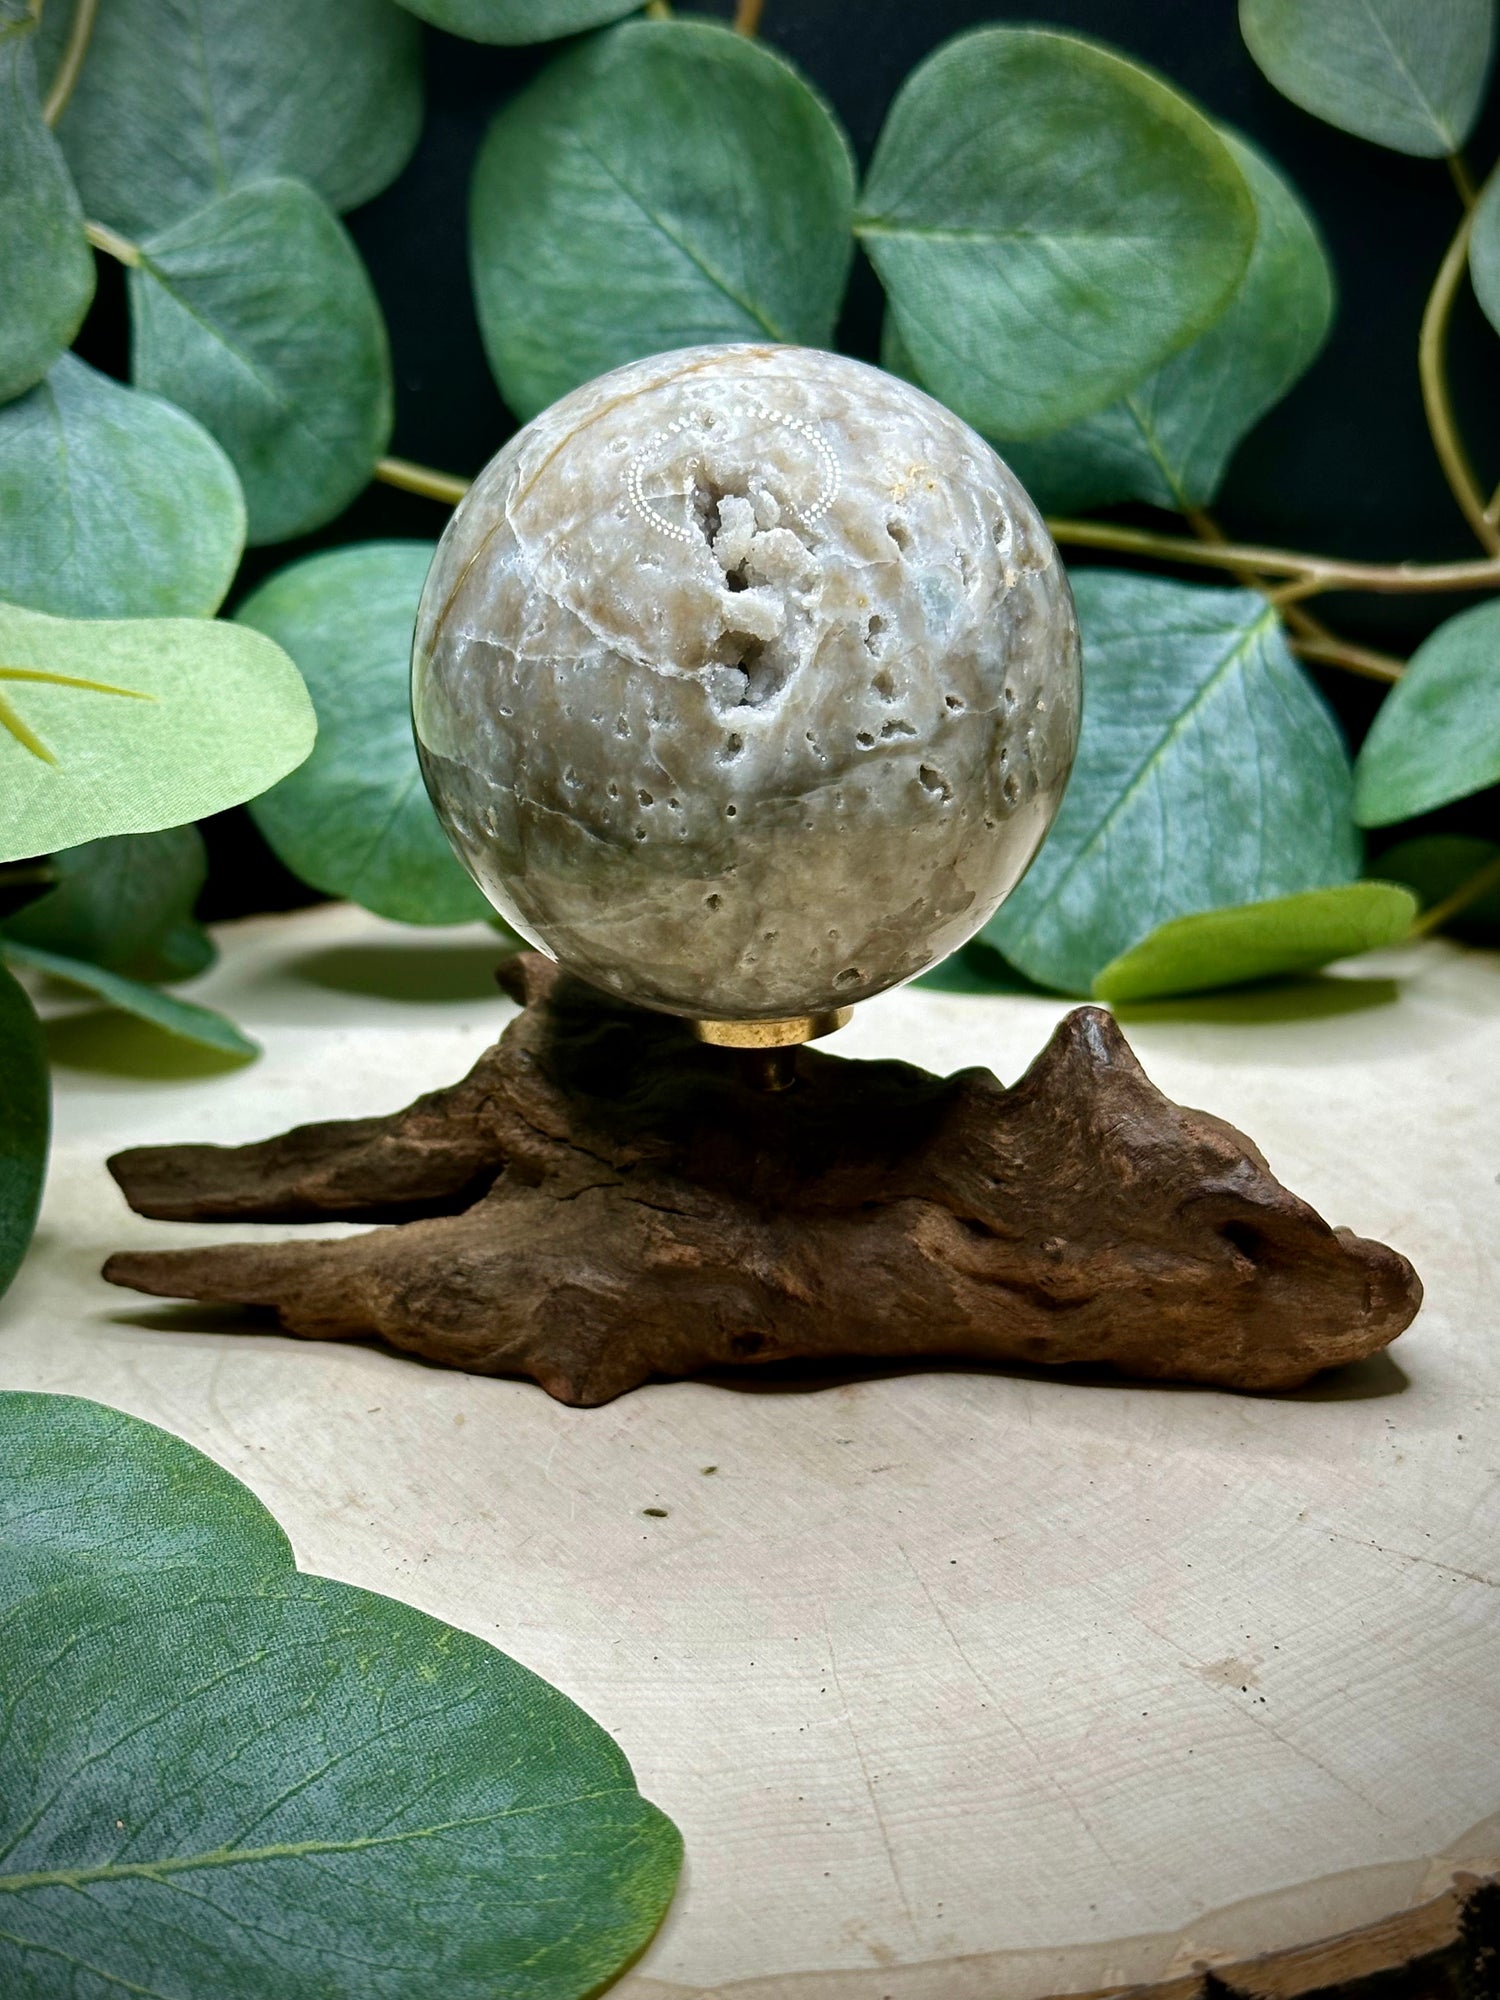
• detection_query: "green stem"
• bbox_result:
[1408,852,1500,938]
[41,0,97,124]
[732,0,763,32]
[373,456,471,506]
[1447,152,1478,210]
[84,218,141,267]
[642,0,671,16]
[1046,517,1500,596]
[1418,196,1500,555]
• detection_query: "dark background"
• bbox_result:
[74,0,1500,917]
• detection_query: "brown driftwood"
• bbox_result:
[104,953,1421,1406]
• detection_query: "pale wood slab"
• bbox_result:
[3,904,1496,1996]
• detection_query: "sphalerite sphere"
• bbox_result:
[413,344,1081,1021]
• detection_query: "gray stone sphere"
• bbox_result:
[412,344,1081,1021]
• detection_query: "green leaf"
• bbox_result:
[36,0,423,237]
[0,599,315,864]
[1092,882,1416,1003]
[0,962,47,1302]
[0,25,94,404]
[131,179,394,544]
[1469,168,1500,338]
[1239,0,1496,156]
[1375,834,1500,939]
[391,0,639,41]
[0,354,244,619]
[237,543,488,924]
[471,18,856,421]
[1353,599,1500,826]
[1,939,257,1056]
[987,574,1361,995]
[988,131,1335,514]
[0,1392,682,1998]
[0,1392,292,1576]
[1,827,214,981]
[855,27,1257,440]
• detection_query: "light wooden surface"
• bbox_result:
[4,904,1497,1998]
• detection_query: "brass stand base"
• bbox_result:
[690,1008,853,1091]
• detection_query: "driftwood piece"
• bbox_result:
[104,953,1421,1406]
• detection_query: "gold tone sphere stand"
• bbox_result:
[689,1008,853,1090]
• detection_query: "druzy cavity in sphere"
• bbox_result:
[412,344,1081,1022]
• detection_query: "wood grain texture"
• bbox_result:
[103,952,1420,1404]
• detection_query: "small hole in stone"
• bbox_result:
[638,788,654,807]
[880,719,916,740]
[956,548,975,587]
[731,1329,765,1357]
[871,668,896,701]
[863,615,887,656]
[918,765,953,802]
[606,781,619,799]
[616,715,630,738]
[705,893,723,911]
[887,518,911,551]
[635,827,647,840]
[834,967,861,989]
[1002,772,1021,807]
[668,796,681,810]
[763,929,778,943]
[725,804,737,817]
[719,733,744,763]
[1004,685,1016,704]
[945,693,964,711]
[856,730,875,748]
[724,560,750,593]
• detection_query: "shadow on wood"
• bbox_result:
[104,954,1421,1407]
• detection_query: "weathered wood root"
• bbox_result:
[104,953,1421,1407]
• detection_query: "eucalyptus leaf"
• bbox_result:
[0,963,47,1302]
[1239,0,1496,156]
[0,938,256,1055]
[1,827,214,981]
[988,132,1335,514]
[1469,168,1500,338]
[0,24,94,404]
[392,0,639,41]
[0,1392,683,1999]
[37,0,424,237]
[471,18,856,421]
[856,27,1256,440]
[0,1392,292,1576]
[1092,882,1416,1003]
[987,575,1361,995]
[0,354,244,619]
[1353,599,1500,825]
[0,599,315,864]
[131,179,394,544]
[1375,834,1500,939]
[237,543,489,924]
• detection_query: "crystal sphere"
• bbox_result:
[412,344,1081,1021]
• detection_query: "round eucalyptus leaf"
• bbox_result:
[1092,882,1416,1004]
[131,179,394,545]
[1470,169,1500,338]
[36,0,424,237]
[0,938,256,1056]
[990,132,1335,514]
[0,355,245,619]
[1239,0,1496,156]
[0,963,47,1302]
[1353,599,1500,826]
[1375,834,1500,939]
[0,1391,682,2000]
[392,0,638,41]
[471,18,856,420]
[0,599,315,864]
[0,1392,292,1577]
[987,575,1361,996]
[0,28,94,404]
[856,27,1257,440]
[237,543,488,925]
[1,826,214,982]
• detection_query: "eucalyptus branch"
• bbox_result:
[1418,202,1500,555]
[732,0,764,34]
[41,0,97,124]
[373,456,471,505]
[1446,152,1478,209]
[84,218,141,266]
[1407,852,1500,938]
[1285,631,1404,683]
[643,1,671,17]
[1046,517,1500,596]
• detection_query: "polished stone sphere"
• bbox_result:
[412,344,1081,1021]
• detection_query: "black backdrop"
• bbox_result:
[74,0,1500,917]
